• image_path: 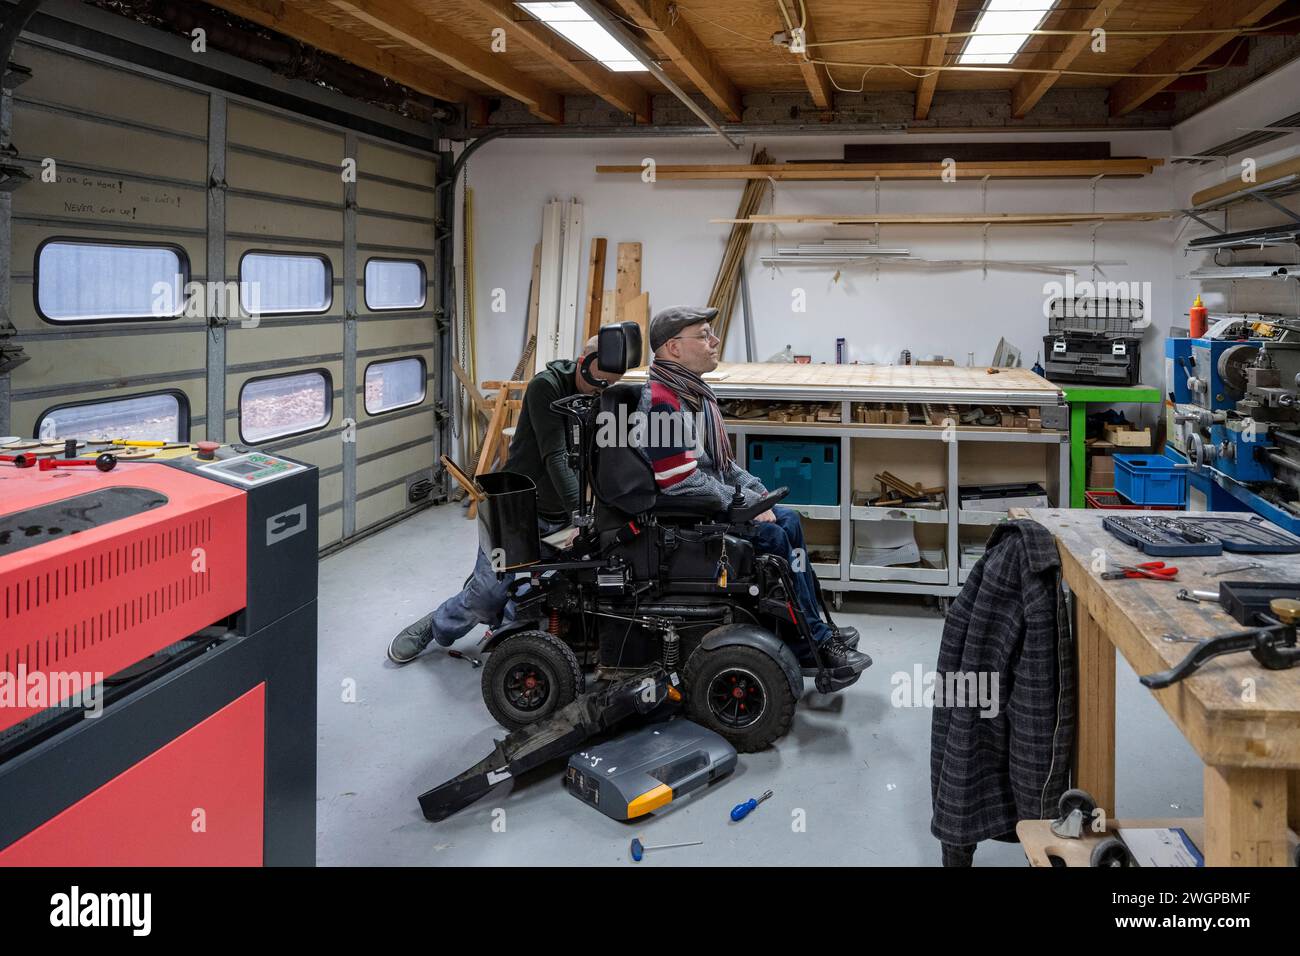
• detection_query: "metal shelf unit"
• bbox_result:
[726,403,1070,601]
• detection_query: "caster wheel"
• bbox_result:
[831,591,844,611]
[1058,788,1098,817]
[1091,837,1136,867]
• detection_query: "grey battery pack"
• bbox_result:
[564,719,738,820]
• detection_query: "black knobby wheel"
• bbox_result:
[706,667,767,730]
[683,642,796,753]
[481,630,583,731]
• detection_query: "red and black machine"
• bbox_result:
[0,442,317,865]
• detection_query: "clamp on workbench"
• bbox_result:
[1141,597,1300,688]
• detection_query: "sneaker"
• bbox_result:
[798,636,872,677]
[387,612,439,664]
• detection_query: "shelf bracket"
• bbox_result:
[1090,173,1104,214]
[1090,222,1105,281]
[981,174,991,215]
[1250,192,1300,227]
[1180,208,1226,234]
[982,222,990,280]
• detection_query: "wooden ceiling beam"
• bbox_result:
[201,0,478,107]
[329,0,565,123]
[915,0,958,120]
[609,0,743,122]
[778,0,833,109]
[464,0,651,122]
[1012,1,1128,118]
[1108,0,1288,116]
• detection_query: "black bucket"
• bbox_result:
[476,471,541,570]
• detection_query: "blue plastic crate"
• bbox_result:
[745,437,840,506]
[1114,454,1187,507]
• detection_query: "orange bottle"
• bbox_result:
[1189,294,1208,338]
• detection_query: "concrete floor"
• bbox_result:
[316,504,1207,866]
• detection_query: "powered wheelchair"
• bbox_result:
[472,322,870,752]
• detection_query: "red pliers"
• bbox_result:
[1101,561,1179,581]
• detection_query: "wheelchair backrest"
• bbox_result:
[591,382,657,517]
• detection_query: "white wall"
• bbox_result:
[466,129,1183,416]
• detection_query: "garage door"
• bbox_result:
[4,39,442,551]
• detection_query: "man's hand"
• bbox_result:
[754,509,777,523]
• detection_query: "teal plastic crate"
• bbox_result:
[1114,454,1187,506]
[745,437,840,506]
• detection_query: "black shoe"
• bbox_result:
[798,637,872,677]
[829,625,859,649]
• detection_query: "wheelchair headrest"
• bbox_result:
[597,321,642,375]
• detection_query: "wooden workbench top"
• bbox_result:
[622,363,1062,405]
[1027,508,1300,770]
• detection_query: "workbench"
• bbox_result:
[1060,383,1162,508]
[1027,508,1300,866]
[624,363,1069,603]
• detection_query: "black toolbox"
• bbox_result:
[1042,332,1142,386]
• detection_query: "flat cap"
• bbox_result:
[649,305,718,352]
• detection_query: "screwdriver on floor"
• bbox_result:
[629,837,702,862]
[730,789,774,822]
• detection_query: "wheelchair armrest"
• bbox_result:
[728,487,789,524]
[653,494,725,521]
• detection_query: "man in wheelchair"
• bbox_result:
[466,317,871,754]
[639,306,868,675]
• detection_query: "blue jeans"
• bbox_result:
[431,516,568,646]
[747,504,832,643]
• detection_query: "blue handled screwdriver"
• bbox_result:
[730,789,773,822]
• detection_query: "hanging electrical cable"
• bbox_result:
[803,13,1300,50]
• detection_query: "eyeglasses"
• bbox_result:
[671,327,719,344]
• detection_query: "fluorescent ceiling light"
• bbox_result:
[957,0,1055,65]
[517,2,648,71]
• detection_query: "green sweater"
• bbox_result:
[504,359,580,520]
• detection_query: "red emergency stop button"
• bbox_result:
[196,441,220,461]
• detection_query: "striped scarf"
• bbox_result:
[649,358,733,469]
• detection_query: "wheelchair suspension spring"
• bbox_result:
[661,624,680,668]
[548,609,560,636]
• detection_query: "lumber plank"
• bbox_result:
[583,237,607,341]
[1191,156,1300,207]
[711,211,1172,225]
[597,159,1163,180]
[624,292,650,366]
[614,241,642,325]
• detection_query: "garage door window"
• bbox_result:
[239,370,333,443]
[36,239,187,322]
[364,258,426,311]
[239,251,332,316]
[364,357,426,415]
[35,391,187,442]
